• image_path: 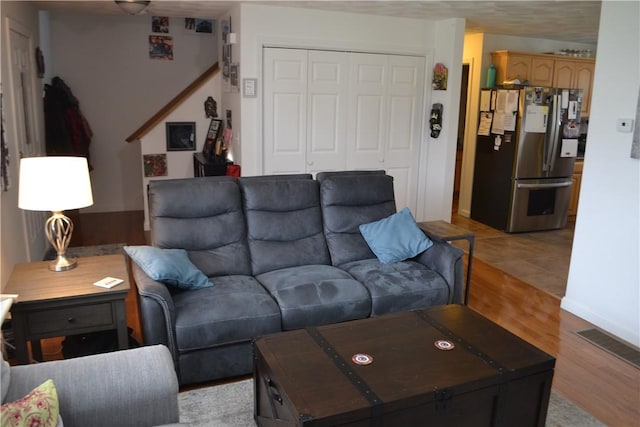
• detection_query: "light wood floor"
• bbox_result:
[39,211,639,425]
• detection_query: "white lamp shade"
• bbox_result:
[19,156,94,212]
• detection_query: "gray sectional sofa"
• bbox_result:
[130,171,464,386]
[1,345,179,427]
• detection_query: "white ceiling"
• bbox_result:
[31,1,602,45]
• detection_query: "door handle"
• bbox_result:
[516,182,572,189]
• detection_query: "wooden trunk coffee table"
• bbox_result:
[253,305,555,427]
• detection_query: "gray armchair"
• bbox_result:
[1,345,180,427]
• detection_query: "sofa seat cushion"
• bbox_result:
[255,265,371,330]
[172,275,281,352]
[340,259,449,316]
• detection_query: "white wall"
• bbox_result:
[140,73,222,230]
[562,1,640,346]
[220,6,242,166]
[458,34,597,217]
[421,18,465,221]
[48,12,218,213]
[235,4,464,222]
[1,1,46,289]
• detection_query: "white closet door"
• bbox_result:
[263,48,424,213]
[347,53,424,212]
[347,53,388,171]
[306,50,349,174]
[263,48,308,174]
[384,55,424,212]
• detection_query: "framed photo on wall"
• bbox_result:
[143,154,168,177]
[166,122,196,151]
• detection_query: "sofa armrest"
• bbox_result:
[414,239,465,304]
[6,345,179,427]
[130,261,179,361]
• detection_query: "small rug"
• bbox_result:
[43,243,126,260]
[178,379,604,426]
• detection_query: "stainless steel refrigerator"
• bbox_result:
[471,86,582,232]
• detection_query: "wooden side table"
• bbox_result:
[418,221,475,305]
[5,254,130,364]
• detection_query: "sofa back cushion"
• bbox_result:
[319,173,397,266]
[148,176,252,276]
[239,176,331,275]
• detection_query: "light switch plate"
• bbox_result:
[243,78,257,98]
[616,118,634,133]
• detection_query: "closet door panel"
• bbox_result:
[264,48,308,174]
[384,56,424,211]
[307,51,349,173]
[348,54,387,170]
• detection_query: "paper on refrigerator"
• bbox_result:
[477,112,493,136]
[490,90,518,133]
[524,104,549,133]
[480,90,491,111]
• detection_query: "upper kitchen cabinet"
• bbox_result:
[530,57,555,86]
[491,51,531,83]
[490,51,595,116]
[553,60,595,116]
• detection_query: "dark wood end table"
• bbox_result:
[5,254,130,364]
[418,220,475,305]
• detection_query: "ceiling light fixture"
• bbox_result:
[115,0,151,15]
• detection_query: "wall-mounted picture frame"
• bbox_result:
[152,16,169,33]
[143,154,168,177]
[149,35,173,60]
[166,122,196,151]
[184,18,214,34]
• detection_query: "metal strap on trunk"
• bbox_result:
[414,309,510,425]
[414,309,508,373]
[306,326,384,425]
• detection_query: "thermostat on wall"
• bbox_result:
[243,78,257,98]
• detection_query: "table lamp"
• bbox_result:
[18,156,94,271]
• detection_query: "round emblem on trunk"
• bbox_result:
[434,340,455,351]
[351,353,373,365]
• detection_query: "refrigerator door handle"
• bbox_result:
[547,95,562,174]
[516,181,572,189]
[543,97,554,173]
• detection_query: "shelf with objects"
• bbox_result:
[195,104,240,178]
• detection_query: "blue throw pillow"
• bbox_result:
[124,246,213,290]
[359,208,433,264]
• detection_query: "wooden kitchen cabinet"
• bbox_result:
[491,51,531,83]
[568,160,583,218]
[490,51,595,116]
[530,57,555,86]
[573,62,595,116]
[553,60,595,116]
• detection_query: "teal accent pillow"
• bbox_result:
[124,246,213,290]
[359,207,433,264]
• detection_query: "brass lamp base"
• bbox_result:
[46,211,78,272]
[49,254,78,272]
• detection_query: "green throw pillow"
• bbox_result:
[1,379,60,427]
[359,207,433,264]
[124,245,213,290]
